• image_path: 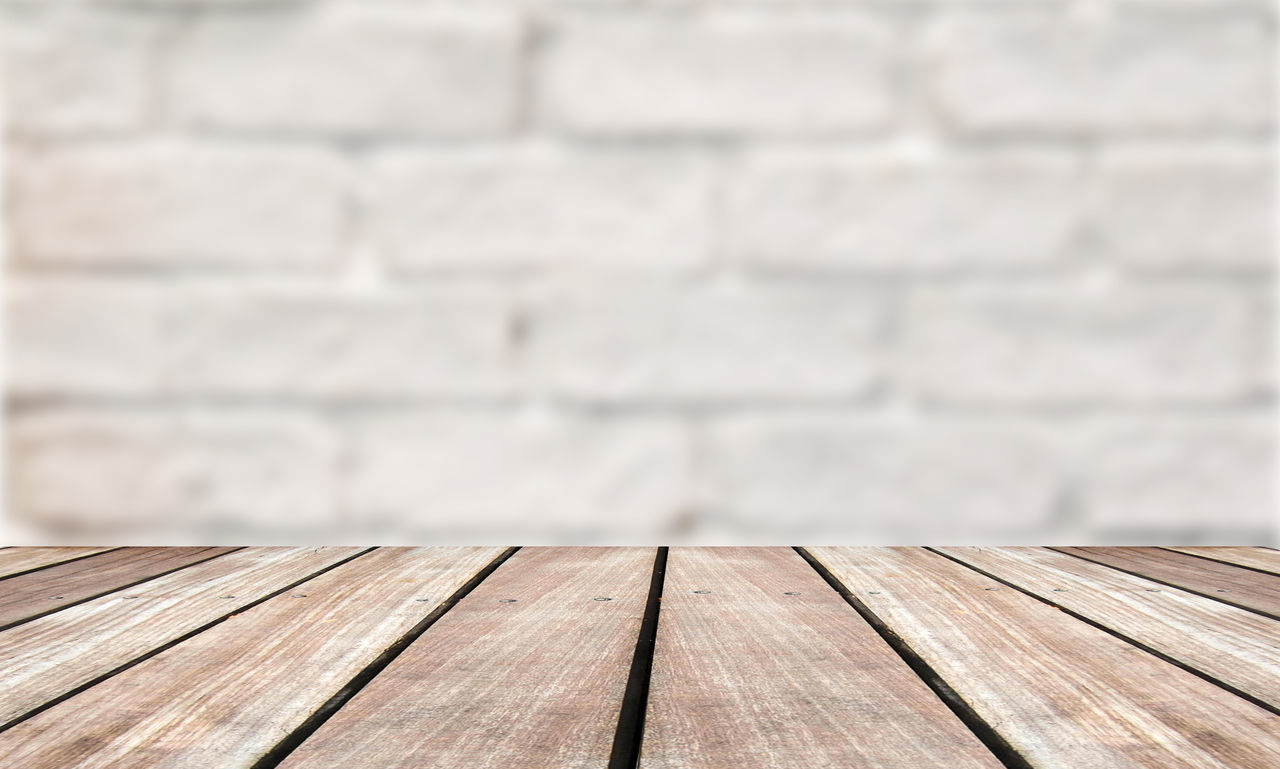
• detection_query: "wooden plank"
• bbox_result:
[807,547,1280,769]
[0,548,117,579]
[0,547,507,769]
[640,548,1002,769]
[277,547,655,769]
[1057,546,1280,619]
[0,547,237,629]
[0,546,364,728]
[1163,547,1280,577]
[938,547,1280,710]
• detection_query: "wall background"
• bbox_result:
[2,0,1275,545]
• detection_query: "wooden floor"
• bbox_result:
[0,546,1278,768]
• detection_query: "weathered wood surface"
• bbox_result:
[0,547,507,769]
[277,547,655,769]
[1163,547,1280,576]
[1058,546,1280,619]
[0,547,236,629]
[641,547,1002,769]
[938,546,1280,709]
[806,547,1280,769]
[0,548,117,579]
[2,545,1279,768]
[0,546,364,727]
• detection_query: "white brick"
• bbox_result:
[1081,416,1273,533]
[166,8,519,137]
[899,283,1270,406]
[172,285,514,400]
[528,281,884,403]
[1,9,158,136]
[7,281,170,399]
[929,11,1274,134]
[345,411,689,541]
[368,149,711,273]
[703,416,1068,541]
[10,142,346,269]
[541,12,897,136]
[727,152,1084,273]
[1092,148,1274,271]
[10,409,339,535]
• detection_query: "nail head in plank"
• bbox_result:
[937,547,1280,711]
[641,547,1003,769]
[1057,547,1280,619]
[0,546,365,728]
[0,547,236,629]
[807,547,1280,769]
[0,547,507,769]
[0,548,118,580]
[277,547,655,769]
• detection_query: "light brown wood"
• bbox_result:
[0,547,507,769]
[277,547,655,769]
[0,546,364,727]
[1163,547,1280,577]
[0,548,116,579]
[938,546,1280,709]
[1058,546,1280,619]
[807,547,1280,769]
[640,548,1002,769]
[0,547,235,629]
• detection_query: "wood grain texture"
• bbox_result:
[0,547,507,769]
[0,546,364,727]
[807,547,1280,769]
[938,547,1280,710]
[641,547,1002,769]
[0,547,236,629]
[1058,547,1280,619]
[1163,547,1280,577]
[277,547,655,769]
[0,548,117,579]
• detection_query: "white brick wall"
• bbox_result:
[3,1,1274,545]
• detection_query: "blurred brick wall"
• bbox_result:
[2,1,1275,545]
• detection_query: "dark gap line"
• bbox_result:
[1154,547,1280,579]
[0,546,379,734]
[1048,547,1280,623]
[926,548,1280,718]
[608,546,668,769]
[794,547,1035,769]
[249,546,521,769]
[0,547,127,583]
[0,547,247,634]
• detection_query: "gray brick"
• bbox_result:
[10,409,340,535]
[1082,416,1274,534]
[8,281,170,399]
[541,11,897,136]
[172,284,515,400]
[527,281,885,404]
[929,11,1274,135]
[166,7,520,138]
[367,148,712,273]
[1092,147,1274,271]
[345,411,690,541]
[726,151,1084,273]
[703,415,1068,541]
[1,8,159,137]
[899,282,1270,406]
[9,142,346,269]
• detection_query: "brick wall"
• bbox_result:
[3,1,1275,545]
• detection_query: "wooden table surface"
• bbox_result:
[0,546,1277,768]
